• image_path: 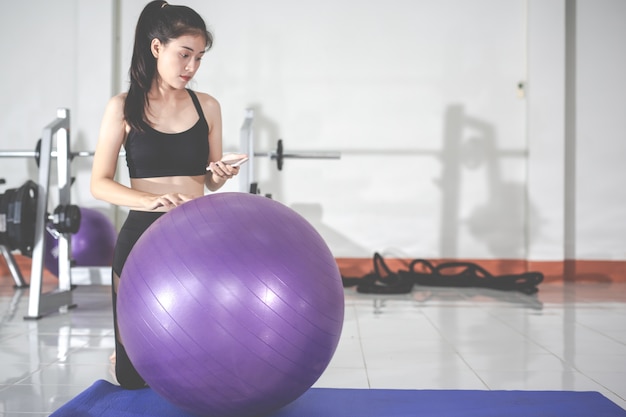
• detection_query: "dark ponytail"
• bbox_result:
[124,1,213,132]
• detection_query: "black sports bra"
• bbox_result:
[125,89,209,178]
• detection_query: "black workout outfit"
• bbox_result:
[111,89,209,389]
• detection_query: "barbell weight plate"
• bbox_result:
[276,139,284,171]
[35,138,42,167]
[64,205,81,234]
[13,181,38,256]
[0,190,10,246]
[52,204,81,234]
[5,188,18,251]
[0,181,39,255]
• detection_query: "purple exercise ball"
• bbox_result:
[117,193,344,417]
[45,207,117,276]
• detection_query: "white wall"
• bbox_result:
[526,0,567,261]
[1,0,624,262]
[576,0,626,260]
[164,0,529,260]
[0,1,115,208]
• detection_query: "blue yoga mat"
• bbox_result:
[50,380,626,417]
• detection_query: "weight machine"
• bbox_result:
[0,109,80,319]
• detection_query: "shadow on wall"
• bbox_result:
[240,103,544,261]
[439,104,542,259]
[438,105,538,258]
[290,203,370,256]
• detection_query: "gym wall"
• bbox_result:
[1,0,624,275]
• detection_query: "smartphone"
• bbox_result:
[224,156,249,167]
[207,156,249,171]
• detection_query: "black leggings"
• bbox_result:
[111,210,164,389]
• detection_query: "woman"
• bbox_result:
[91,0,244,389]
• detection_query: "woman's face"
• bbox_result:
[152,34,207,89]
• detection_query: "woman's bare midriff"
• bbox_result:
[130,175,206,211]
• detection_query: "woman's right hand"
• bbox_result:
[141,193,196,211]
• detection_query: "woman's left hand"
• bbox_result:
[208,154,247,180]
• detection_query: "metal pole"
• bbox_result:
[239,109,254,193]
[56,117,73,292]
[265,151,341,160]
[0,149,124,158]
[0,244,27,288]
[25,108,75,320]
[0,151,40,158]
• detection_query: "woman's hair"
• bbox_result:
[125,1,213,131]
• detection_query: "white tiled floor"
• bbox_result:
[1,277,625,416]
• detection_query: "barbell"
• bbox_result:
[1,137,339,255]
[0,138,340,171]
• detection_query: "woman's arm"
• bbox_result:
[199,94,244,191]
[90,95,177,210]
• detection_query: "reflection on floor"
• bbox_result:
[1,277,625,416]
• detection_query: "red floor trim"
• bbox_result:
[3,254,625,284]
[337,257,626,283]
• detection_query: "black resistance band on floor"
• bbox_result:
[342,253,544,295]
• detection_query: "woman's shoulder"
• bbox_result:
[192,91,219,106]
[192,91,221,116]
[100,93,131,135]
[105,92,128,113]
